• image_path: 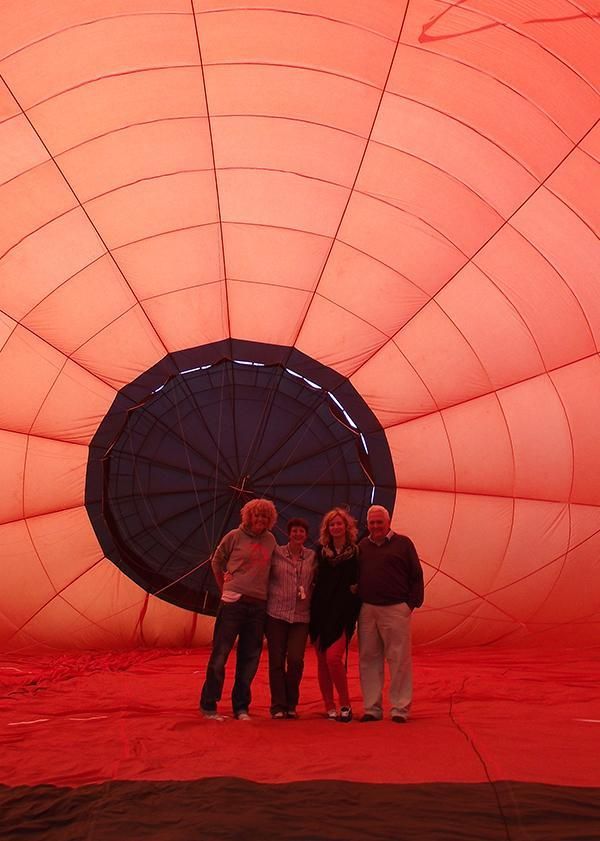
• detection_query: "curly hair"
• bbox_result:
[240,498,278,530]
[318,507,358,548]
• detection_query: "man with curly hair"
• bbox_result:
[200,498,278,721]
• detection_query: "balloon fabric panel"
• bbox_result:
[0,0,599,651]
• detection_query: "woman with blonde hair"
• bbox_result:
[200,498,277,721]
[309,507,360,722]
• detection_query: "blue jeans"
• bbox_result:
[200,598,267,715]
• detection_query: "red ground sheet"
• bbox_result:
[1,645,598,789]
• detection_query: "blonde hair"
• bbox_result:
[240,498,277,530]
[319,507,358,548]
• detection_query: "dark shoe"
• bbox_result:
[392,714,408,724]
[326,709,337,720]
[339,706,352,723]
[359,714,380,722]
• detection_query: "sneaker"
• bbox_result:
[326,709,337,720]
[359,714,380,722]
[236,711,251,721]
[202,710,225,721]
[271,711,286,719]
[391,714,408,724]
[286,710,298,719]
[339,706,352,723]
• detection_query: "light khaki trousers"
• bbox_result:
[358,602,413,719]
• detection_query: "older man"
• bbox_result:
[357,505,424,723]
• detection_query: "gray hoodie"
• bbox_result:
[211,526,276,600]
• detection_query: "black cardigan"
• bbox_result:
[309,545,361,651]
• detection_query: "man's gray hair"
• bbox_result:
[367,505,390,519]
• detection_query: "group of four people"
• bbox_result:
[200,499,424,723]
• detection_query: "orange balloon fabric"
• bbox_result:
[1,0,599,650]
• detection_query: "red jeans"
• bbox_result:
[315,633,350,709]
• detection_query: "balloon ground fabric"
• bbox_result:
[1,647,599,839]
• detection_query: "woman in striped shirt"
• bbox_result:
[265,518,317,719]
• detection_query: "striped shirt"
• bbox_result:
[267,544,316,624]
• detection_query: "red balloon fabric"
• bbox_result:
[1,6,600,838]
[1,0,599,652]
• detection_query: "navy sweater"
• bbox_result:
[358,533,424,609]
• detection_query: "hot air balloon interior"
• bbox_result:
[1,1,599,838]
